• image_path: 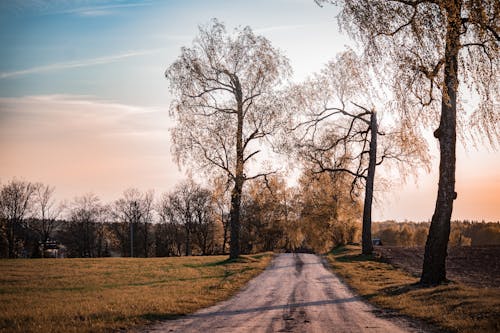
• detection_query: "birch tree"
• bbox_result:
[291,50,428,255]
[166,19,291,259]
[318,0,499,285]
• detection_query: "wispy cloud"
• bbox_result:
[0,49,160,79]
[57,2,153,17]
[1,1,153,17]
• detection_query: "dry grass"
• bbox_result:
[0,253,272,333]
[327,245,500,333]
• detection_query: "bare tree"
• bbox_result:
[142,190,155,258]
[211,176,231,254]
[166,19,291,259]
[160,181,214,256]
[32,184,63,257]
[290,50,428,255]
[112,188,153,257]
[318,0,499,285]
[63,193,103,258]
[164,182,195,256]
[191,187,215,255]
[157,193,186,256]
[0,179,38,258]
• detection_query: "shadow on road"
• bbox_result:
[182,297,364,319]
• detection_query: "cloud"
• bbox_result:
[0,94,181,201]
[0,1,152,17]
[57,2,153,17]
[0,49,161,79]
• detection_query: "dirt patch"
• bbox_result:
[374,245,500,288]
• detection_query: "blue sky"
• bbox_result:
[0,0,345,106]
[0,0,498,221]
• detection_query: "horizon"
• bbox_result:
[1,0,499,222]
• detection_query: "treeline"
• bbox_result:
[0,173,361,258]
[3,177,497,259]
[373,221,500,247]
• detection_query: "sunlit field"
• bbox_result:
[328,245,500,333]
[0,254,271,333]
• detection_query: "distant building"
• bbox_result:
[42,241,66,258]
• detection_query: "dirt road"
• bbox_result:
[147,253,421,333]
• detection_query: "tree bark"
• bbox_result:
[144,222,149,258]
[230,76,244,260]
[222,213,229,254]
[421,2,460,286]
[362,111,377,255]
[7,220,15,258]
[185,224,191,256]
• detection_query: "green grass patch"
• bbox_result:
[0,253,272,333]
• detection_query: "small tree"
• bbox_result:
[297,171,362,253]
[211,176,231,254]
[0,179,38,258]
[32,184,63,257]
[166,19,291,259]
[161,180,214,256]
[63,193,103,258]
[112,188,153,257]
[191,187,216,255]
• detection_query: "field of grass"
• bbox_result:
[0,253,272,333]
[327,245,500,333]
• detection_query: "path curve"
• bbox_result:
[147,253,422,333]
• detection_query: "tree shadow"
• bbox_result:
[143,296,363,322]
[183,256,260,268]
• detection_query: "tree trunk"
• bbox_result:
[130,222,134,257]
[421,3,460,286]
[185,224,191,256]
[144,222,149,258]
[362,111,377,255]
[229,178,243,259]
[229,76,244,260]
[7,220,15,258]
[222,212,228,254]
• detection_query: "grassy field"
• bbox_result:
[327,245,500,333]
[0,253,272,333]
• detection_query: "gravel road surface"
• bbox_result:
[147,253,422,333]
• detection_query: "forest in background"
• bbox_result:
[1,177,498,259]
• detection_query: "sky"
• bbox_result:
[0,0,498,221]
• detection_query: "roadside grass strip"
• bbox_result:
[327,245,500,333]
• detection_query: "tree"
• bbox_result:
[112,188,153,257]
[290,50,428,255]
[32,184,63,257]
[297,171,362,253]
[161,180,214,256]
[191,186,216,255]
[320,0,499,285]
[156,197,185,256]
[63,193,104,258]
[241,175,290,253]
[211,176,231,254]
[166,19,291,259]
[0,179,38,258]
[141,190,155,258]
